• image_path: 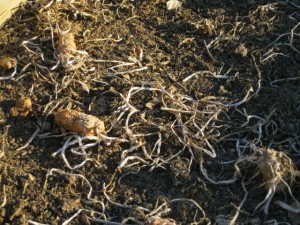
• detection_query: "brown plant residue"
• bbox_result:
[259,148,295,192]
[57,33,77,56]
[55,109,105,136]
[56,31,86,70]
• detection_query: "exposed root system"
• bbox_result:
[0,0,299,224]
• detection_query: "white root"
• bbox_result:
[0,62,18,81]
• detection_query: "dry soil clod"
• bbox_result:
[10,97,32,117]
[55,109,105,136]
[0,56,17,69]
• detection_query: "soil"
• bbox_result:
[0,0,300,224]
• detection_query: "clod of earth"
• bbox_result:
[54,109,105,136]
[0,56,16,69]
[10,97,32,117]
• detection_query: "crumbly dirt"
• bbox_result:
[0,0,300,224]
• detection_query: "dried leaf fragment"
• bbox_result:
[55,109,105,136]
[10,97,32,117]
[0,56,17,69]
[146,216,176,225]
[166,0,182,10]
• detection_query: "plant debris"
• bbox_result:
[10,96,32,117]
[259,148,296,192]
[56,30,87,70]
[54,109,105,136]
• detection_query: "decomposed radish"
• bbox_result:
[56,31,87,70]
[55,109,105,136]
[57,33,77,56]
